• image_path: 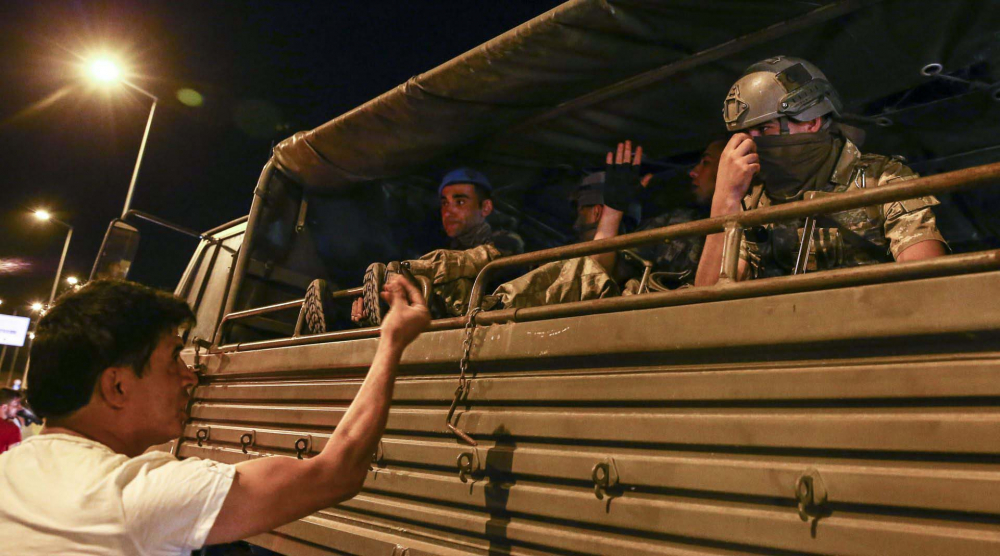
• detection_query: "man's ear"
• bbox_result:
[480,198,494,217]
[593,204,604,222]
[98,366,132,410]
[804,117,824,132]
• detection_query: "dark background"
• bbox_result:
[0,0,563,312]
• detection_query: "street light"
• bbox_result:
[29,302,44,313]
[83,57,159,218]
[66,276,79,286]
[32,210,74,306]
[88,59,121,83]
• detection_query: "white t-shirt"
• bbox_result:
[0,433,235,555]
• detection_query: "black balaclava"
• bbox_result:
[754,129,842,201]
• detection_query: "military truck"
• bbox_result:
[112,1,1000,554]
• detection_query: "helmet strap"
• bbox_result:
[778,116,791,135]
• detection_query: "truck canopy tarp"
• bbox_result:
[273,0,1000,194]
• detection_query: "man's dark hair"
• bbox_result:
[27,280,194,419]
[472,184,492,203]
[0,388,21,406]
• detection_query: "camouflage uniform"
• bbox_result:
[619,206,706,293]
[492,256,619,310]
[741,138,946,278]
[491,207,706,309]
[632,207,706,275]
[406,221,523,317]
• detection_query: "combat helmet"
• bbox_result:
[722,56,842,132]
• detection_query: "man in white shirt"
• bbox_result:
[0,278,429,554]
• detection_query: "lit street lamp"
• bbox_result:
[86,58,159,217]
[29,302,45,313]
[34,210,74,306]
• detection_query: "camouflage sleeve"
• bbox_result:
[406,244,502,284]
[491,229,525,257]
[635,209,704,275]
[885,205,946,259]
[739,236,762,280]
[877,159,947,259]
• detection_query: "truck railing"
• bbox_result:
[467,161,1000,311]
[212,160,1000,352]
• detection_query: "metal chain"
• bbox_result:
[446,307,481,445]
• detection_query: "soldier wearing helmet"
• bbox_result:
[695,56,947,285]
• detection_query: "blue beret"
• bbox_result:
[438,168,492,196]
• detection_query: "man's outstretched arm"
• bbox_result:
[206,276,431,545]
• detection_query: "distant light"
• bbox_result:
[66,276,79,286]
[0,299,4,306]
[176,88,203,107]
[30,302,44,312]
[0,258,30,275]
[28,332,35,340]
[12,380,21,391]
[33,209,51,221]
[88,59,122,83]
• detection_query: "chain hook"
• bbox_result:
[446,307,481,446]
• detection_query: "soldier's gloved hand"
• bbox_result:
[603,140,653,212]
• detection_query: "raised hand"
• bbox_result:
[378,275,431,348]
[712,133,759,213]
[603,140,653,212]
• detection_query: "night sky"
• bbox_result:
[0,0,563,313]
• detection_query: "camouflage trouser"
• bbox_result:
[490,256,619,310]
[405,244,502,317]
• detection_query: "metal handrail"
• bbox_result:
[209,160,1000,352]
[466,161,1000,313]
[212,248,1000,353]
[213,286,364,345]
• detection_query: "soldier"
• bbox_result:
[303,168,523,332]
[489,154,648,310]
[695,56,946,286]
[571,171,613,243]
[491,140,722,309]
[621,139,726,292]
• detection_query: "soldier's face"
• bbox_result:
[746,118,821,137]
[573,204,603,241]
[689,148,721,206]
[440,183,492,238]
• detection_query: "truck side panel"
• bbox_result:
[180,270,1000,555]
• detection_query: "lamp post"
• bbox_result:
[3,304,41,388]
[34,210,74,306]
[86,58,159,217]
